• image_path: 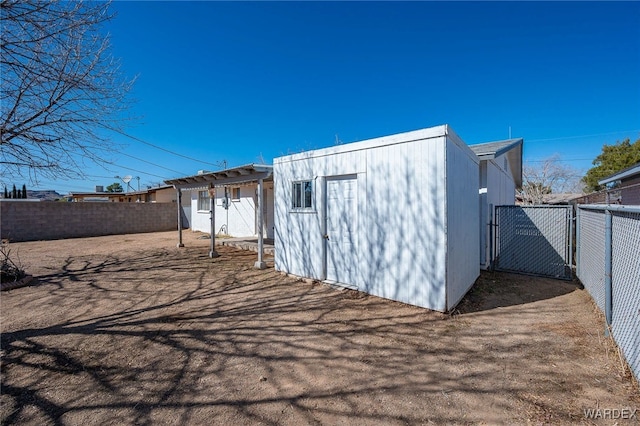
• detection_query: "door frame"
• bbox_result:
[323,174,358,284]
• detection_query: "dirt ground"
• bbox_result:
[1,231,638,425]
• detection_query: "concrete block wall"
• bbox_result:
[1,201,177,242]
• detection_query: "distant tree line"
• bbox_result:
[582,137,640,192]
[520,137,640,204]
[3,184,28,199]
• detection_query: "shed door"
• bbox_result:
[325,176,358,286]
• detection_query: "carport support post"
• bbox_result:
[254,178,266,269]
[209,186,219,258]
[604,208,612,336]
[176,188,184,248]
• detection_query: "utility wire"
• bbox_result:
[103,162,169,180]
[528,129,640,143]
[113,129,226,168]
[117,151,188,176]
[526,158,592,163]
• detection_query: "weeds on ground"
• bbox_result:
[0,241,26,283]
[590,299,640,398]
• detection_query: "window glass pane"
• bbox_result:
[304,181,312,208]
[198,190,210,211]
[292,180,313,209]
[292,182,300,208]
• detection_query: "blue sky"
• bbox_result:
[29,1,640,193]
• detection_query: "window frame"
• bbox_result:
[291,179,314,211]
[197,190,210,212]
[231,187,241,201]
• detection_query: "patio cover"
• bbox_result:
[165,164,273,268]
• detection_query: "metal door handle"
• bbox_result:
[323,234,329,240]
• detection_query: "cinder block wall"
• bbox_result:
[1,201,177,242]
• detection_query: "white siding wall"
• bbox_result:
[445,135,480,310]
[190,190,209,234]
[274,150,365,282]
[363,136,448,310]
[479,153,517,269]
[275,126,479,312]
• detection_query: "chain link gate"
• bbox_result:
[493,205,573,280]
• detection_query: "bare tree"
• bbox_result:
[0,0,135,182]
[520,155,584,204]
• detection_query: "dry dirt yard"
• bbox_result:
[1,231,638,425]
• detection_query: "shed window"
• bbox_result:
[197,190,210,211]
[231,187,241,200]
[292,180,313,209]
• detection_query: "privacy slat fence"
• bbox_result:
[494,205,573,280]
[577,205,640,383]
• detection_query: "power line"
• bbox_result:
[117,151,188,176]
[113,129,227,168]
[525,158,592,163]
[114,165,168,180]
[528,129,640,143]
[98,161,170,180]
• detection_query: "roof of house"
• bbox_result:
[274,124,478,166]
[598,162,640,185]
[69,192,112,197]
[69,185,174,198]
[469,138,523,188]
[469,138,523,159]
[516,192,584,205]
[165,163,273,190]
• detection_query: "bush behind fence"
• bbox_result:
[1,200,177,242]
[577,205,640,383]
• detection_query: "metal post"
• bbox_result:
[575,207,581,278]
[176,188,184,248]
[604,208,612,335]
[568,206,573,275]
[209,186,219,258]
[489,204,495,271]
[254,178,266,269]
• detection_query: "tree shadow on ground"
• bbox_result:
[0,245,633,425]
[457,270,583,314]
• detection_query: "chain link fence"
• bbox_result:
[494,206,572,279]
[576,209,606,311]
[577,205,640,383]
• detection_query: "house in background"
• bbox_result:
[274,124,480,313]
[469,139,523,270]
[516,193,583,205]
[187,180,274,238]
[69,184,178,203]
[597,162,640,205]
[70,184,191,227]
[166,165,274,239]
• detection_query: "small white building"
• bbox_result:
[166,165,274,239]
[188,182,274,238]
[469,139,523,270]
[274,125,480,312]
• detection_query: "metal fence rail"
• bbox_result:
[494,205,572,280]
[577,205,640,383]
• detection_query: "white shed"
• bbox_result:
[469,139,523,270]
[274,124,480,312]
